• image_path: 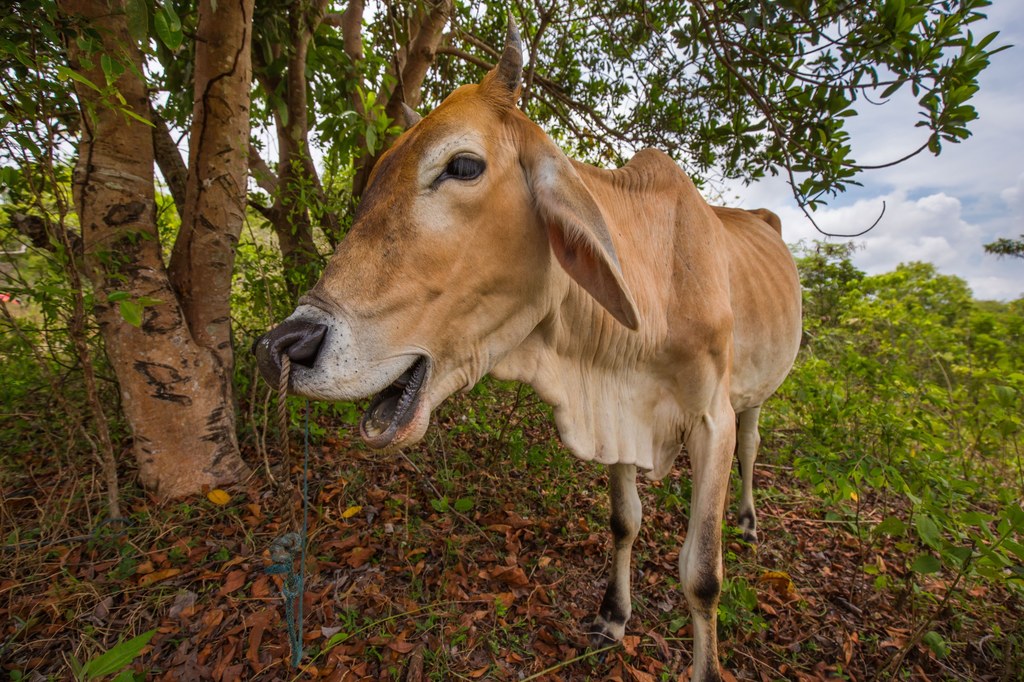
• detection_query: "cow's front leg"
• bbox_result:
[587,462,641,646]
[680,399,736,682]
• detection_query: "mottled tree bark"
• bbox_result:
[169,0,255,375]
[59,0,253,499]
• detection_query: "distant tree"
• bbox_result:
[984,235,1024,260]
[795,241,866,325]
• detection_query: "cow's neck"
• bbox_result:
[491,277,685,480]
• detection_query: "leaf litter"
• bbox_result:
[2,386,1022,680]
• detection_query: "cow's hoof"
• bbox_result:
[584,615,624,650]
[741,524,758,544]
[738,509,757,545]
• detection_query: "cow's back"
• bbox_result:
[713,206,802,411]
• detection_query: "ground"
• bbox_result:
[2,384,1022,681]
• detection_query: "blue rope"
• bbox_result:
[266,399,310,668]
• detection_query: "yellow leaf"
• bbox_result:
[850,490,859,502]
[341,505,362,519]
[207,489,231,506]
[758,570,797,597]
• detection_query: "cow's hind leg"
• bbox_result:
[587,462,641,647]
[680,398,735,682]
[736,406,762,543]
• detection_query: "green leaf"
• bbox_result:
[921,630,948,657]
[55,65,100,92]
[119,106,155,128]
[910,553,941,574]
[154,3,183,51]
[365,124,377,153]
[69,656,84,680]
[874,516,906,536]
[430,497,449,513]
[991,384,1017,408]
[119,300,144,327]
[454,497,474,513]
[81,629,155,678]
[124,0,149,44]
[1004,539,1024,562]
[880,79,904,99]
[100,54,125,86]
[915,514,941,548]
[325,631,350,648]
[1007,505,1024,529]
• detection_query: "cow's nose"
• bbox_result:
[253,319,328,388]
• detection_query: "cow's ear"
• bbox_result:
[529,152,640,331]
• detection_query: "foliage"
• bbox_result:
[985,234,1024,260]
[69,629,155,682]
[430,0,1005,209]
[774,243,1024,600]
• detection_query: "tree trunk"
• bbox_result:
[261,0,331,299]
[350,0,452,200]
[59,0,252,499]
[170,0,255,375]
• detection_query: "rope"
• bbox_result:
[266,353,310,668]
[278,354,291,460]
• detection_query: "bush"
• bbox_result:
[771,243,1024,597]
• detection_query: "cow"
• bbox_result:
[254,19,801,682]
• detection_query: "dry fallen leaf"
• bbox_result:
[622,634,641,656]
[219,569,247,595]
[346,546,375,568]
[138,567,181,587]
[758,570,797,598]
[624,659,655,682]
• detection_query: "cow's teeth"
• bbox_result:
[360,356,428,443]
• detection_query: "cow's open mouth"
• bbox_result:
[360,355,430,447]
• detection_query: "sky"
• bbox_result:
[726,2,1024,301]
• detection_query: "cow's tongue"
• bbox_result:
[361,356,428,442]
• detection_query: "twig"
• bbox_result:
[518,643,618,681]
[875,548,974,681]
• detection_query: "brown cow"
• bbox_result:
[255,20,801,681]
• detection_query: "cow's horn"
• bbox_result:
[400,102,422,128]
[496,14,523,93]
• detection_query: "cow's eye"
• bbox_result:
[440,155,485,182]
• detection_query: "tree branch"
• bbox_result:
[150,106,188,217]
[248,142,278,196]
[339,0,365,63]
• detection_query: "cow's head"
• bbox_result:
[255,19,638,449]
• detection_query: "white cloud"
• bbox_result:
[769,191,1022,300]
[1001,173,1024,214]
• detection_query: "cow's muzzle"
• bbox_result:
[253,319,328,389]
